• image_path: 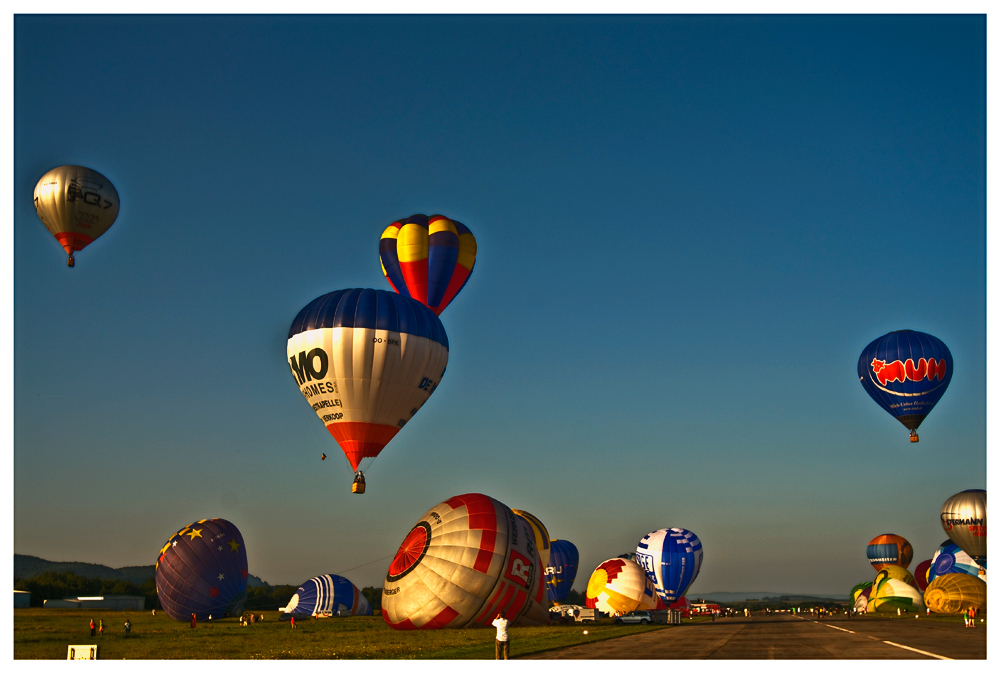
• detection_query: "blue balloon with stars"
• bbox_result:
[155,518,249,621]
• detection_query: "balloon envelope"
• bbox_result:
[857,330,952,437]
[154,518,248,621]
[287,288,449,473]
[283,574,371,616]
[545,539,579,604]
[913,559,933,591]
[940,489,986,567]
[924,574,987,614]
[585,558,658,616]
[33,165,120,263]
[380,214,477,315]
[381,493,548,629]
[512,509,551,568]
[635,528,704,604]
[866,534,913,571]
[854,586,873,613]
[871,579,924,613]
[928,541,984,583]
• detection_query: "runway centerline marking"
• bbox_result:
[882,641,952,660]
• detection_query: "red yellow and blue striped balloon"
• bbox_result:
[380,214,477,315]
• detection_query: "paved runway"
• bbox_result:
[522,613,986,659]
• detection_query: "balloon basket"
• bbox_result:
[67,254,75,268]
[910,431,919,443]
[352,481,366,494]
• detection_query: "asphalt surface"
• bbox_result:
[522,613,986,659]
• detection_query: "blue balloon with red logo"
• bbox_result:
[545,539,580,604]
[154,518,249,621]
[857,330,953,442]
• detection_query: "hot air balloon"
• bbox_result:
[635,528,704,604]
[870,569,923,613]
[154,518,248,621]
[924,574,986,614]
[380,214,477,315]
[913,559,933,591]
[381,493,549,629]
[287,288,449,491]
[33,165,120,267]
[928,541,984,583]
[866,534,913,571]
[850,582,873,611]
[282,574,372,617]
[854,586,873,613]
[857,330,952,442]
[940,489,986,567]
[545,539,579,605]
[585,558,658,616]
[512,509,551,568]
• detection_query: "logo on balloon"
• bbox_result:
[870,357,947,387]
[505,550,534,589]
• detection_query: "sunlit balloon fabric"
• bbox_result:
[287,288,449,473]
[873,564,916,588]
[924,574,987,614]
[857,330,953,439]
[928,541,984,583]
[382,493,549,629]
[545,539,579,604]
[852,585,873,613]
[33,165,120,266]
[866,534,913,571]
[871,577,924,613]
[913,559,932,591]
[154,518,248,621]
[283,574,371,616]
[940,489,986,567]
[380,214,477,315]
[635,528,704,604]
[512,509,551,568]
[585,558,657,616]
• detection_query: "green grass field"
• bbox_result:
[14,609,699,659]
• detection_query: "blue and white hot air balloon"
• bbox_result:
[928,541,985,584]
[634,528,704,604]
[282,574,372,617]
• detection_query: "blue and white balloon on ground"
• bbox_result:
[634,528,703,604]
[282,574,372,616]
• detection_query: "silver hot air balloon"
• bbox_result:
[940,489,986,568]
[33,165,120,267]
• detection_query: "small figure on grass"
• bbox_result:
[492,611,509,660]
[124,619,131,637]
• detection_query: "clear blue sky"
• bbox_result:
[11,14,986,596]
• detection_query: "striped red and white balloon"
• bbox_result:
[381,493,549,629]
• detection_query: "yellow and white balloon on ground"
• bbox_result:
[870,565,923,613]
[512,509,551,568]
[33,165,120,267]
[381,493,549,629]
[585,558,658,616]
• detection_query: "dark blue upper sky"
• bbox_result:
[11,14,986,594]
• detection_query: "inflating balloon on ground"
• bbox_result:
[512,509,551,567]
[381,493,549,629]
[545,539,579,604]
[282,574,371,617]
[923,574,986,614]
[154,518,248,621]
[634,527,703,604]
[585,558,657,616]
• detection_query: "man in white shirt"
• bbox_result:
[492,611,509,659]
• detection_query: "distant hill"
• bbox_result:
[14,554,270,588]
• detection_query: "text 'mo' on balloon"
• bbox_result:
[381,493,549,629]
[33,165,120,267]
[287,289,449,484]
[857,330,953,442]
[380,214,477,315]
[154,518,248,621]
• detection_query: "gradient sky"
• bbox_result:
[10,14,987,597]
